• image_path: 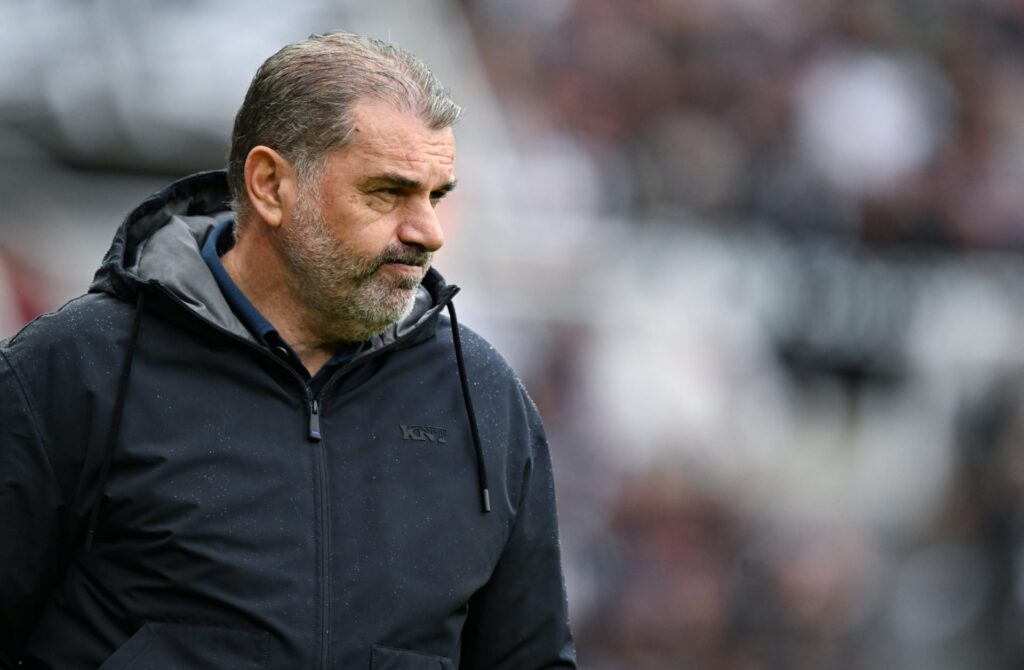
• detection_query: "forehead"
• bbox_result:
[329,99,456,184]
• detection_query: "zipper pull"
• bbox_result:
[308,399,322,442]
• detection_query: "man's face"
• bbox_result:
[278,99,456,343]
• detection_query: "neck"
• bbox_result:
[220,222,335,376]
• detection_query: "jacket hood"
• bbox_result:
[89,170,457,349]
[85,170,490,516]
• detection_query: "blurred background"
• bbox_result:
[3,0,1024,667]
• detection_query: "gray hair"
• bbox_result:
[227,31,462,219]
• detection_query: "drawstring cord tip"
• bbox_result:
[447,300,492,517]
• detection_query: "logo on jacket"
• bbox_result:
[400,425,448,444]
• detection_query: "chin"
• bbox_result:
[344,288,419,341]
[386,288,419,323]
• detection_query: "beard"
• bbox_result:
[277,187,432,343]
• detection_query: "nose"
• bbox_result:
[397,197,445,253]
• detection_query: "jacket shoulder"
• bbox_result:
[2,292,137,502]
[439,316,536,409]
[1,292,135,439]
[435,315,549,500]
[3,292,133,358]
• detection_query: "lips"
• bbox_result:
[380,255,429,268]
[377,253,430,273]
[382,260,423,269]
[379,262,425,279]
[372,249,431,278]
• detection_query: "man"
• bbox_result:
[0,32,577,669]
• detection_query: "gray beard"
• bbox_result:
[278,190,431,343]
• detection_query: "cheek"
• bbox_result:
[338,221,399,261]
[322,197,402,254]
[322,196,381,236]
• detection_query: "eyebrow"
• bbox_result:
[366,173,458,195]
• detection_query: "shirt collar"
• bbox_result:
[200,219,366,389]
[201,219,281,348]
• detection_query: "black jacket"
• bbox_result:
[0,172,577,669]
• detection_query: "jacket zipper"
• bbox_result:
[305,395,329,668]
[149,282,458,669]
[308,399,322,441]
[308,395,330,669]
[152,285,335,668]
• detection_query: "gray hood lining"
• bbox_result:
[135,214,253,342]
[131,213,440,352]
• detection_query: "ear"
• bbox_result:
[243,146,298,229]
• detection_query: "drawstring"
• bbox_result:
[81,289,487,551]
[85,291,146,552]
[446,301,491,513]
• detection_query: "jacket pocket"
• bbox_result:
[370,644,454,670]
[98,622,269,670]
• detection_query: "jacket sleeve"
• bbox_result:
[460,401,578,669]
[0,349,64,666]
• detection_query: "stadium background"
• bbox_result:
[2,1,1024,667]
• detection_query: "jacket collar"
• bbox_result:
[89,170,456,350]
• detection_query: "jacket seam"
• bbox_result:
[502,387,546,542]
[485,430,537,561]
[0,348,60,496]
[371,644,451,666]
[114,624,158,669]
[4,293,96,347]
[509,438,537,542]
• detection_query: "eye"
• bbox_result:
[377,187,403,197]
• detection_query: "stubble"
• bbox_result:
[279,187,431,342]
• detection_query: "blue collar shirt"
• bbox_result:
[201,219,365,395]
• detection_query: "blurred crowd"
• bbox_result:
[455,0,1024,668]
[460,0,1024,249]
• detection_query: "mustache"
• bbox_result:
[374,246,432,269]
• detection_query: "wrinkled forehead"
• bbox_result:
[345,99,456,180]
